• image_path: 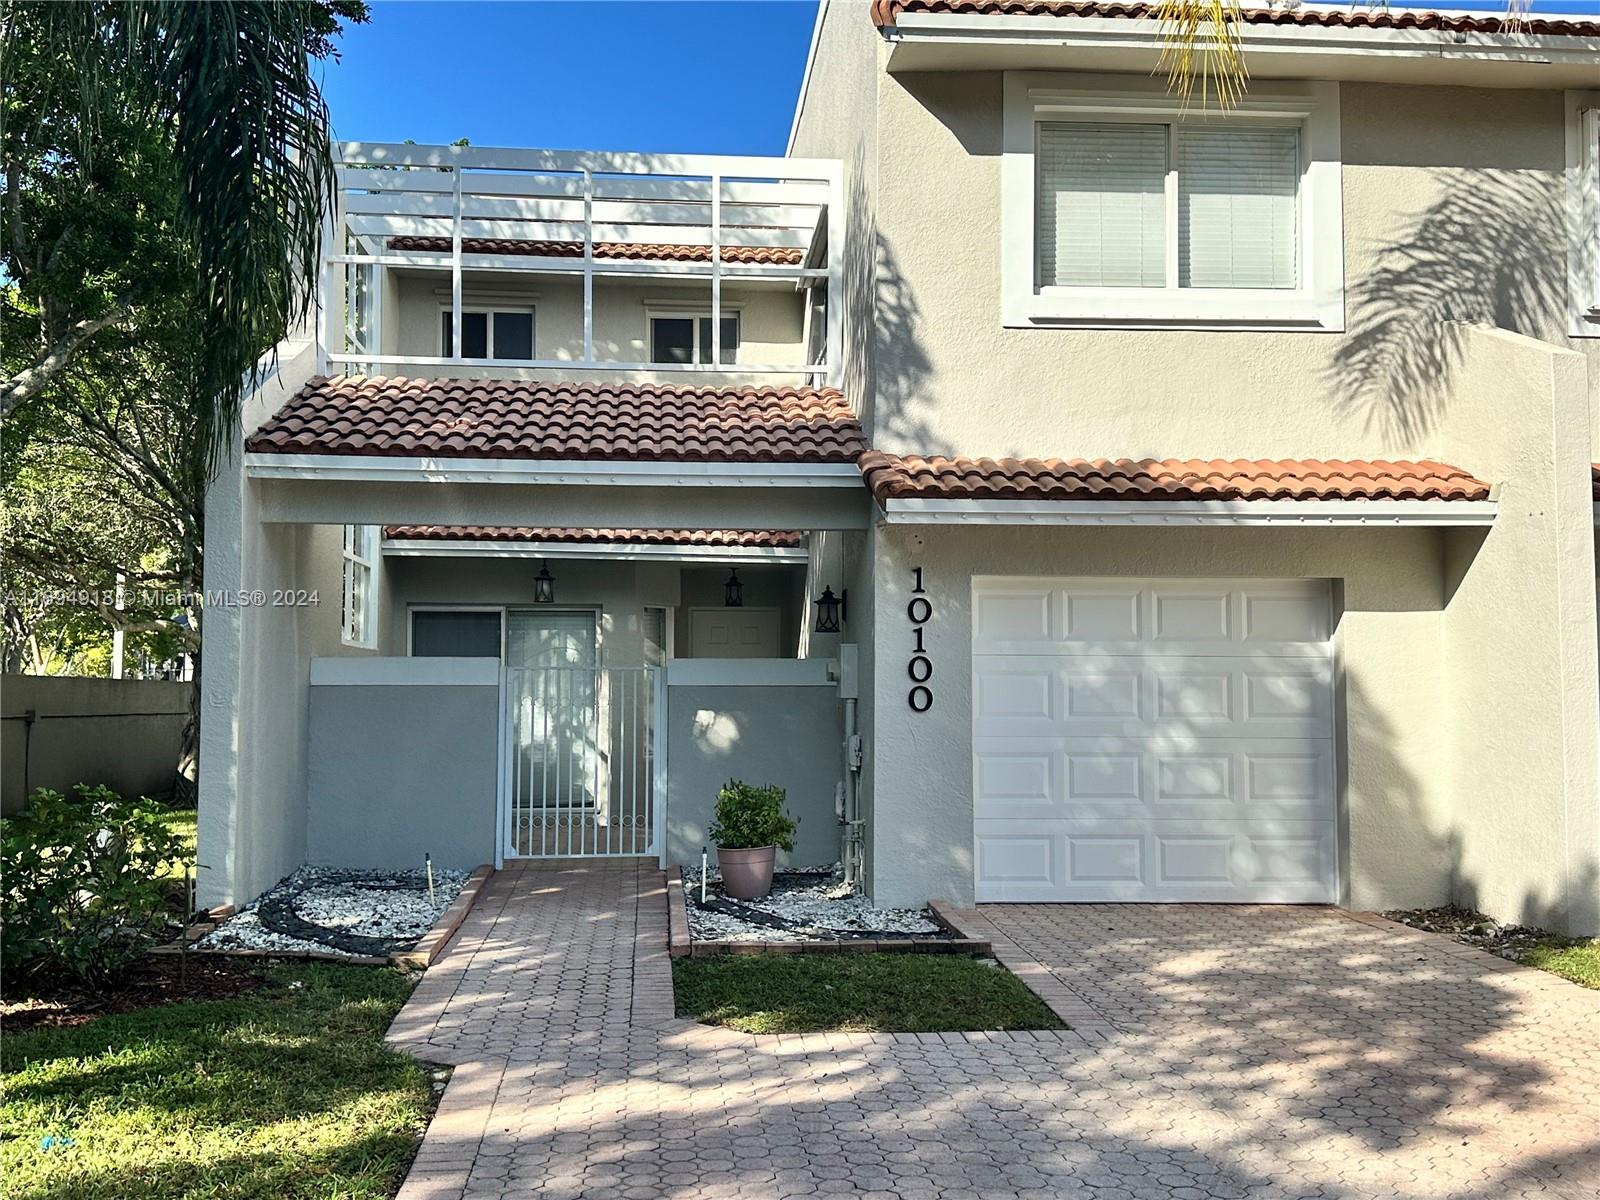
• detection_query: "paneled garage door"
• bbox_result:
[972,578,1337,903]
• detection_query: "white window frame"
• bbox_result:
[646,307,742,366]
[435,304,537,360]
[1565,91,1600,337]
[1001,72,1344,331]
[340,525,379,649]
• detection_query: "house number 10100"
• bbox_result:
[907,566,933,712]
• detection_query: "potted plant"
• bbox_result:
[708,779,796,900]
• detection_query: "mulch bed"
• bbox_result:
[2,956,265,1033]
[1382,904,1550,961]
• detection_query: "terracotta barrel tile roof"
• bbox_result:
[383,526,803,548]
[859,452,1491,502]
[246,376,866,464]
[387,235,806,266]
[869,1,1600,36]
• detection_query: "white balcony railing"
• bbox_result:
[319,142,844,386]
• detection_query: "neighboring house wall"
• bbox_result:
[0,677,192,814]
[305,657,499,873]
[870,73,1576,460]
[386,275,808,380]
[664,658,844,868]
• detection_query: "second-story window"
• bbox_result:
[439,308,535,360]
[649,314,739,365]
[1002,73,1343,330]
[1039,122,1300,291]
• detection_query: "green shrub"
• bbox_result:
[1,784,189,987]
[707,780,796,851]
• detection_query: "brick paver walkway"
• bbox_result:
[388,862,1600,1200]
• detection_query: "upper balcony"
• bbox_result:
[318,142,844,389]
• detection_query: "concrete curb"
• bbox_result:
[665,865,692,958]
[687,935,993,957]
[673,886,994,958]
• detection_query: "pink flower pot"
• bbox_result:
[718,845,777,900]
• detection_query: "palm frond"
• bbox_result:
[1154,0,1249,110]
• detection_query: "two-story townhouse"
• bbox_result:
[200,3,1600,937]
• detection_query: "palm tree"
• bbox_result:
[1,0,367,462]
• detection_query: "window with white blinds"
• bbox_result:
[1179,127,1300,290]
[1036,120,1302,292]
[1038,123,1167,289]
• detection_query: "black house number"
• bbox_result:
[907,566,933,712]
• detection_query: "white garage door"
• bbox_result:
[973,578,1337,903]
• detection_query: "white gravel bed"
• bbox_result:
[684,866,941,943]
[198,865,467,957]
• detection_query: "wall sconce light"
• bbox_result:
[723,567,745,607]
[814,585,846,633]
[534,560,556,604]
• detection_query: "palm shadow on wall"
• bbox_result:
[843,141,937,452]
[1327,169,1566,441]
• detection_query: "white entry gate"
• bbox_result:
[500,666,663,859]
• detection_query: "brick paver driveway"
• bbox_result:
[388,862,1600,1200]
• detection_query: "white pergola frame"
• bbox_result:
[320,142,845,388]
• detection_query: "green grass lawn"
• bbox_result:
[1521,938,1600,989]
[673,952,1065,1035]
[1,963,437,1200]
[150,806,197,884]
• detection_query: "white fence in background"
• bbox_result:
[321,142,844,385]
[499,666,664,859]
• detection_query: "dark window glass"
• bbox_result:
[412,610,502,658]
[493,311,534,360]
[441,310,489,358]
[651,317,694,365]
[697,316,739,364]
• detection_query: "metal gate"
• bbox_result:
[500,666,663,859]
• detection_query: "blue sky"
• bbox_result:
[318,0,1600,154]
[319,1,821,154]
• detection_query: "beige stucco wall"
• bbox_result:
[787,29,1600,930]
[788,0,881,421]
[1438,325,1599,935]
[870,73,1577,461]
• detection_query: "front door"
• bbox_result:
[689,606,781,657]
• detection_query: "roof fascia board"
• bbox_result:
[381,539,808,563]
[888,13,1600,65]
[244,453,865,489]
[879,497,1498,526]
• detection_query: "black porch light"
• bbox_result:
[813,585,846,633]
[533,560,556,604]
[723,567,745,607]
